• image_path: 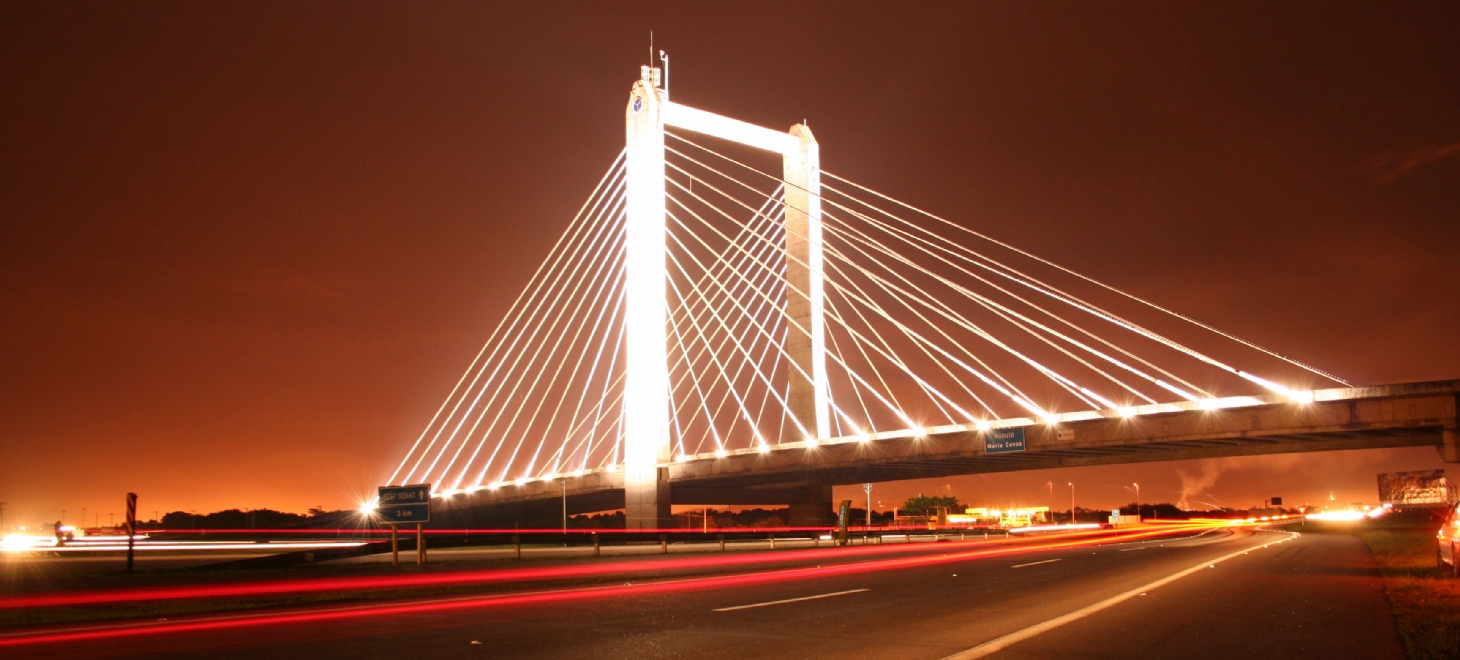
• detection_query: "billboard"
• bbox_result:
[1378,470,1457,509]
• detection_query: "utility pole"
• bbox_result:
[0,503,7,532]
[1068,483,1075,526]
[82,508,87,530]
[863,483,873,531]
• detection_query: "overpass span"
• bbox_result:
[437,379,1459,525]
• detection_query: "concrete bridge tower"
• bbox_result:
[621,64,831,529]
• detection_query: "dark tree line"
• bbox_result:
[157,508,331,529]
[902,495,965,517]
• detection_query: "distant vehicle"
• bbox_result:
[1438,503,1460,576]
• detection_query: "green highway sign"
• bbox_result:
[985,427,1026,454]
[377,484,432,524]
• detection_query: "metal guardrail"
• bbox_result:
[206,527,1014,569]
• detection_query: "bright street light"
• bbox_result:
[1068,483,1075,526]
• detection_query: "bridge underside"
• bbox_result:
[438,380,1460,527]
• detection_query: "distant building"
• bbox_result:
[948,506,1050,527]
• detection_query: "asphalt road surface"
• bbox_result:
[4,527,1402,659]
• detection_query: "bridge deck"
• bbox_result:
[440,380,1459,516]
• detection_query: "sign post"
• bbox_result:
[377,484,432,566]
[125,492,137,574]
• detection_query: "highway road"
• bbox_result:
[1,526,1402,659]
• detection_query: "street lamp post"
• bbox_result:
[863,483,873,533]
[1068,483,1075,526]
[1133,483,1140,523]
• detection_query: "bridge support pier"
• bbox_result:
[785,485,835,527]
[625,467,671,530]
[1440,427,1460,463]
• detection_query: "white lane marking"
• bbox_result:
[1119,547,1147,552]
[942,531,1299,659]
[1010,559,1062,568]
[713,589,868,612]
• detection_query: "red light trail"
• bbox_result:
[0,522,1238,647]
[1,526,1193,609]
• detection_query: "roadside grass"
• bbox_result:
[1293,514,1460,660]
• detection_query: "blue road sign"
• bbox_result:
[378,484,432,524]
[985,427,1026,454]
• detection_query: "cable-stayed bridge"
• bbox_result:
[381,64,1460,528]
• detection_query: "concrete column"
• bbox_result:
[785,485,835,527]
[1440,427,1460,463]
[623,72,672,529]
[783,124,828,442]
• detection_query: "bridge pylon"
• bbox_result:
[623,69,672,529]
[621,64,832,528]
